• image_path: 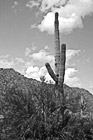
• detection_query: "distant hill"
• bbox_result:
[0,68,93,114]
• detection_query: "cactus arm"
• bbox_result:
[45,63,58,84]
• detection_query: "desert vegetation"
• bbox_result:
[0,71,93,140]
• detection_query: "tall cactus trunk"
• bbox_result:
[54,13,66,122]
[59,44,66,105]
[54,12,60,78]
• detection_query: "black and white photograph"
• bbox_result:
[0,0,93,139]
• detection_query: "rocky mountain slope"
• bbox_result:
[0,68,93,114]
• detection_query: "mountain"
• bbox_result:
[0,68,93,114]
[1,68,93,140]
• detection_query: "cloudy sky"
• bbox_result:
[0,0,93,93]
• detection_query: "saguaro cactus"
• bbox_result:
[54,12,60,78]
[45,12,66,123]
[45,12,66,86]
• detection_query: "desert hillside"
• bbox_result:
[0,68,93,140]
[0,68,93,114]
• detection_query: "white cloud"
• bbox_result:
[25,61,34,67]
[0,55,9,59]
[25,66,47,81]
[0,55,16,68]
[25,44,37,56]
[12,1,18,9]
[26,0,40,9]
[66,49,80,64]
[30,49,54,67]
[0,59,15,68]
[65,68,78,78]
[65,68,80,87]
[44,45,49,50]
[29,0,93,34]
[25,48,31,56]
[26,66,39,73]
[38,11,83,34]
[31,49,53,61]
[15,57,25,63]
[25,65,54,82]
[41,0,69,11]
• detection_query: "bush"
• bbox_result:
[0,80,93,140]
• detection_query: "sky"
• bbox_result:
[0,0,93,93]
